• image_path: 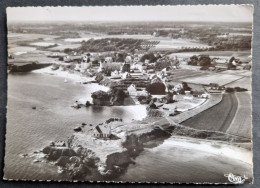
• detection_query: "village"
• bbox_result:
[38,45,251,144]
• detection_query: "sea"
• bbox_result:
[4,72,253,183]
[4,72,146,181]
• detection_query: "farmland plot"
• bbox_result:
[182,94,238,132]
[227,92,252,139]
[225,77,251,91]
[181,73,243,86]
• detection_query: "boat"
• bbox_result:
[64,79,68,83]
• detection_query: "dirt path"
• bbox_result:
[182,94,238,132]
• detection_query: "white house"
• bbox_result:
[74,64,80,71]
[111,70,120,78]
[232,60,237,66]
[125,56,132,63]
[127,84,148,96]
[127,84,137,96]
[136,88,148,96]
[145,59,150,64]
[92,125,111,138]
[97,61,104,72]
[201,93,209,98]
[173,84,183,92]
[105,57,113,63]
[121,72,131,79]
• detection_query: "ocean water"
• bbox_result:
[4,72,146,181]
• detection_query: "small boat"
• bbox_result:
[64,79,68,83]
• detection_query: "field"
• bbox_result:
[227,92,252,138]
[182,94,238,132]
[48,43,82,51]
[8,46,36,55]
[220,70,251,77]
[168,50,251,59]
[180,73,243,86]
[225,77,251,91]
[166,69,210,83]
[29,42,56,47]
[8,33,59,45]
[152,37,210,50]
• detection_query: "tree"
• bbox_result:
[188,55,199,66]
[110,88,126,102]
[140,53,157,63]
[198,55,211,67]
[155,57,172,71]
[91,90,110,100]
[146,82,166,95]
[116,53,126,62]
[225,87,235,93]
[64,48,73,54]
[166,92,174,103]
[182,82,192,91]
[95,72,104,83]
[228,57,236,69]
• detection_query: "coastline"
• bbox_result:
[32,66,95,83]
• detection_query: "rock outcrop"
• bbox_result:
[9,62,51,72]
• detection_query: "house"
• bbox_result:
[208,67,216,71]
[97,61,105,72]
[121,72,131,79]
[201,93,209,98]
[127,84,148,96]
[121,62,131,73]
[92,125,111,138]
[209,83,219,90]
[111,70,119,76]
[192,91,205,98]
[127,84,137,96]
[145,59,150,64]
[74,64,80,71]
[125,56,132,63]
[173,84,183,92]
[136,88,148,96]
[105,56,113,63]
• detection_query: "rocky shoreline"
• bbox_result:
[9,62,52,72]
[27,116,251,181]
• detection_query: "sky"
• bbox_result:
[7,5,254,23]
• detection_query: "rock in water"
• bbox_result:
[42,146,52,154]
[85,101,91,107]
[33,159,41,163]
[73,127,82,132]
[81,123,87,127]
[56,156,70,167]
